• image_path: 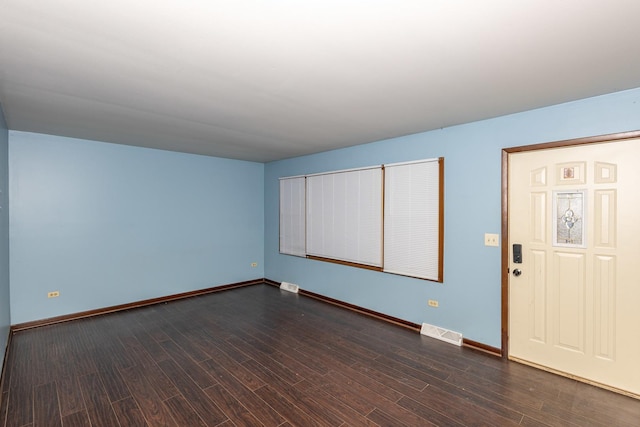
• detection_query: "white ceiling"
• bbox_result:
[1,1,640,162]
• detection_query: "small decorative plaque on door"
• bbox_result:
[555,161,586,185]
[553,190,586,248]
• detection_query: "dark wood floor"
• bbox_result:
[1,284,638,426]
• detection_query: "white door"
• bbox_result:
[508,138,640,398]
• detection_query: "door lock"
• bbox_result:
[513,268,522,277]
[513,244,522,263]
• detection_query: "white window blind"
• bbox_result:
[279,158,443,282]
[279,176,306,257]
[383,159,442,281]
[306,167,383,267]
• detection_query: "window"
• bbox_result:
[306,167,382,267]
[383,159,443,281]
[279,176,306,257]
[279,158,443,282]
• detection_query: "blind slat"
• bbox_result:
[383,160,440,280]
[279,177,306,257]
[306,168,382,267]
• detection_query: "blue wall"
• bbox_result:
[0,106,9,374]
[264,88,640,348]
[5,87,640,345]
[9,132,264,324]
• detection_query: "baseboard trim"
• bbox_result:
[263,278,280,288]
[10,278,265,332]
[266,279,500,355]
[462,338,502,357]
[297,288,422,332]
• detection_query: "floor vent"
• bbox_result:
[280,282,299,293]
[420,323,463,346]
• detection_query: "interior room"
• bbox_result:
[1,1,640,425]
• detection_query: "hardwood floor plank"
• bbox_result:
[33,382,62,427]
[128,329,171,364]
[158,340,217,390]
[242,358,342,426]
[273,343,330,376]
[90,318,137,370]
[200,358,285,426]
[225,336,302,385]
[253,384,327,427]
[77,373,121,427]
[360,356,430,391]
[0,392,8,427]
[289,323,373,366]
[145,326,172,343]
[432,376,556,420]
[7,331,36,390]
[202,384,261,427]
[156,358,228,427]
[349,361,427,398]
[563,385,640,426]
[325,370,448,427]
[305,388,381,427]
[118,335,158,367]
[132,363,180,402]
[240,358,309,394]
[373,354,450,385]
[118,366,178,427]
[5,385,32,427]
[296,341,358,368]
[520,412,590,427]
[198,346,266,392]
[400,387,523,426]
[62,323,97,378]
[60,411,91,427]
[319,382,376,416]
[155,321,209,362]
[313,358,405,402]
[445,369,545,411]
[329,335,381,361]
[237,326,329,378]
[366,407,434,427]
[464,358,574,400]
[201,335,252,365]
[535,400,618,427]
[390,346,470,377]
[97,367,131,403]
[234,326,328,385]
[1,349,13,393]
[162,395,208,427]
[111,397,148,427]
[57,376,86,417]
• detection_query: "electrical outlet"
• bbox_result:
[47,291,60,298]
[251,262,258,267]
[484,233,499,247]
[428,299,439,308]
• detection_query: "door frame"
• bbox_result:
[500,130,640,357]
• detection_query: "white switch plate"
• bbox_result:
[484,233,499,247]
